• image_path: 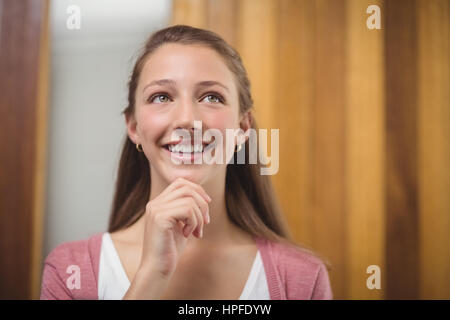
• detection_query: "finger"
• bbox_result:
[162,186,210,225]
[190,199,204,238]
[176,197,203,238]
[163,197,202,238]
[169,203,197,238]
[182,204,199,238]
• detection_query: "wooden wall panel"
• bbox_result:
[235,0,278,130]
[312,0,347,299]
[31,0,49,300]
[207,0,238,46]
[0,0,49,299]
[385,0,419,300]
[171,0,209,28]
[346,0,385,300]
[276,0,316,260]
[417,0,450,299]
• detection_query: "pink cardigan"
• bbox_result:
[40,232,333,300]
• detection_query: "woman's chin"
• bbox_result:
[165,169,208,185]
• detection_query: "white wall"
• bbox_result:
[44,0,171,257]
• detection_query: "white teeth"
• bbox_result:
[168,144,205,153]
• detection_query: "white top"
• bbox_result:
[98,232,270,300]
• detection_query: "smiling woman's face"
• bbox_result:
[127,43,246,186]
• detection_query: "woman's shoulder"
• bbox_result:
[254,235,333,299]
[40,232,104,300]
[255,235,327,269]
[44,232,104,267]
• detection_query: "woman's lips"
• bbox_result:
[162,141,216,163]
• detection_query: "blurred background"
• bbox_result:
[0,0,448,299]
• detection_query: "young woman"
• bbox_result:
[40,25,333,300]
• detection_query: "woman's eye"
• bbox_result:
[148,93,224,104]
[202,94,223,104]
[149,94,170,104]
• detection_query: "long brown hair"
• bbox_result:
[108,25,330,269]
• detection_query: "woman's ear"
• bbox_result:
[239,111,252,142]
[125,112,139,144]
[240,111,252,130]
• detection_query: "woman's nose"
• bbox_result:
[172,98,199,130]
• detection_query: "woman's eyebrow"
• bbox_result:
[196,81,229,93]
[142,79,229,93]
[142,79,176,92]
